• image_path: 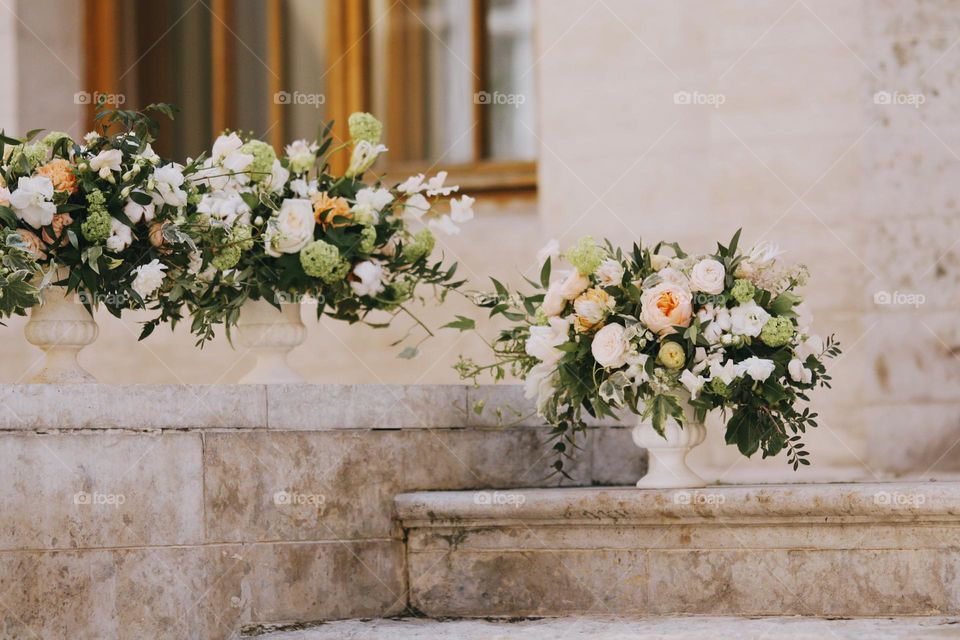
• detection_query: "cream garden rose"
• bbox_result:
[639,281,693,335]
[689,258,725,295]
[263,198,315,256]
[541,281,566,317]
[595,259,624,287]
[591,322,629,369]
[558,270,590,300]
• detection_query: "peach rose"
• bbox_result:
[40,213,73,246]
[14,228,46,260]
[149,220,173,254]
[640,281,693,335]
[311,191,351,228]
[35,158,78,194]
[558,270,590,300]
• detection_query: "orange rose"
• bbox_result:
[311,191,351,229]
[36,158,78,194]
[14,228,46,260]
[41,213,73,246]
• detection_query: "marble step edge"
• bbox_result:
[395,482,960,528]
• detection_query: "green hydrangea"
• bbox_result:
[731,278,756,304]
[565,236,604,275]
[300,240,350,283]
[710,377,731,397]
[403,228,435,263]
[10,143,48,170]
[81,190,111,242]
[42,131,72,149]
[240,140,276,183]
[231,224,254,251]
[351,204,376,226]
[348,112,383,145]
[211,245,241,271]
[760,316,794,347]
[359,226,377,254]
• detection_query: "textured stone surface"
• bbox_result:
[251,615,960,640]
[399,483,960,617]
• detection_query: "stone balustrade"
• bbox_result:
[0,383,639,639]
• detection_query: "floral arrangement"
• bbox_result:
[0,105,202,319]
[172,112,474,349]
[456,231,840,475]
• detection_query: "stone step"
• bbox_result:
[250,616,960,639]
[395,482,960,618]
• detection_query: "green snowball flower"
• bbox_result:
[657,341,686,370]
[240,140,276,183]
[231,224,254,251]
[710,377,731,397]
[351,204,377,226]
[348,112,383,145]
[731,278,756,304]
[211,245,241,271]
[10,143,48,169]
[300,239,350,283]
[565,236,604,275]
[359,225,377,254]
[42,131,72,149]
[81,190,111,243]
[403,228,436,263]
[760,316,794,347]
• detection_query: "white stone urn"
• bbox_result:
[235,298,307,384]
[632,400,706,489]
[24,269,99,383]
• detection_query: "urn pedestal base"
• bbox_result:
[24,282,98,384]
[235,299,307,384]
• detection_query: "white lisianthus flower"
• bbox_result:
[537,239,560,267]
[730,300,771,337]
[263,198,315,257]
[541,280,566,317]
[284,139,319,174]
[131,259,167,299]
[355,187,394,214]
[524,361,558,412]
[450,195,475,223]
[591,323,630,369]
[558,270,590,300]
[397,173,426,194]
[404,193,431,220]
[289,178,318,198]
[105,218,133,252]
[265,159,290,194]
[689,258,726,295]
[212,132,244,161]
[424,171,459,196]
[736,356,776,382]
[197,191,251,228]
[89,148,122,178]
[796,334,824,360]
[428,214,460,236]
[124,192,156,224]
[221,149,254,180]
[595,259,624,287]
[9,176,55,228]
[788,358,813,384]
[709,359,738,385]
[350,260,385,297]
[152,163,188,207]
[525,317,570,366]
[345,141,387,177]
[680,370,706,400]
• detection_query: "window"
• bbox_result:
[85,0,537,193]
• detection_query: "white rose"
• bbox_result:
[595,259,624,287]
[558,270,589,300]
[541,281,566,317]
[736,356,776,382]
[788,358,813,384]
[263,198,315,257]
[105,218,133,252]
[131,259,167,299]
[730,300,771,337]
[89,148,122,178]
[591,323,629,369]
[680,370,706,400]
[690,258,725,295]
[9,176,55,228]
[525,317,569,366]
[350,260,386,297]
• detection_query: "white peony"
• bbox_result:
[736,356,776,382]
[537,239,560,267]
[591,323,629,369]
[788,358,813,384]
[680,370,706,400]
[541,281,566,317]
[263,198,315,257]
[350,260,386,297]
[152,163,188,207]
[689,258,726,295]
[105,218,133,252]
[89,148,122,178]
[595,259,624,287]
[525,317,570,366]
[131,259,167,299]
[558,270,590,300]
[730,300,771,337]
[9,176,55,228]
[124,192,156,223]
